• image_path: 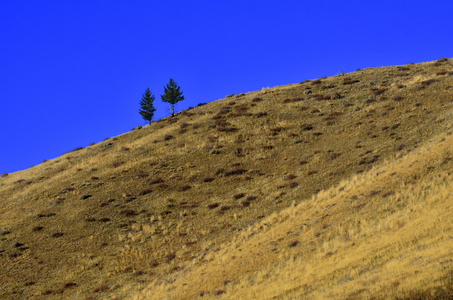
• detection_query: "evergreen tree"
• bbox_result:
[139,88,156,125]
[161,78,184,117]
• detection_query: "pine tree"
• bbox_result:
[161,78,184,117]
[139,88,156,125]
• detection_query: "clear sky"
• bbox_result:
[1,1,452,174]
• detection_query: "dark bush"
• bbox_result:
[224,169,247,176]
[254,112,268,118]
[120,210,138,217]
[112,161,125,168]
[149,178,164,184]
[163,134,174,141]
[342,78,360,85]
[288,241,299,247]
[179,185,191,191]
[372,88,387,96]
[311,79,322,85]
[233,193,245,199]
[421,79,436,86]
[202,177,215,183]
[139,189,152,196]
[289,182,299,188]
[206,203,219,209]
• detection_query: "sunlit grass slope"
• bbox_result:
[0,58,452,299]
[135,131,452,299]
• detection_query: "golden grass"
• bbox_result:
[0,58,452,299]
[134,132,453,299]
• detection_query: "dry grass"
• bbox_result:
[0,58,452,299]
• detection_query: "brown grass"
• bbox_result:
[0,58,452,299]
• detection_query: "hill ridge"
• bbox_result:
[0,58,452,299]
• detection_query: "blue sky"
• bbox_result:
[1,1,452,174]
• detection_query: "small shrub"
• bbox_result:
[396,144,406,151]
[372,88,387,96]
[120,210,138,217]
[219,205,231,211]
[112,161,125,168]
[202,177,215,183]
[149,178,164,184]
[233,193,245,199]
[394,73,409,77]
[392,96,403,101]
[368,190,381,197]
[254,112,268,118]
[241,200,251,207]
[58,187,75,195]
[32,226,44,232]
[139,189,152,196]
[179,185,191,191]
[288,241,299,247]
[313,94,330,101]
[206,203,219,209]
[252,97,263,102]
[94,285,108,292]
[224,169,247,176]
[285,174,297,180]
[163,134,174,141]
[382,191,395,198]
[342,78,360,85]
[300,124,313,131]
[329,153,341,159]
[311,79,322,85]
[217,126,238,132]
[421,79,436,86]
[63,282,77,289]
[216,168,225,176]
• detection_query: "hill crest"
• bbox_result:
[0,58,452,299]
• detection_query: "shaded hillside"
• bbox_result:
[0,58,452,299]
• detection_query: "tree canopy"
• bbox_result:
[161,78,184,117]
[139,88,156,125]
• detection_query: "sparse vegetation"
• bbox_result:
[0,58,452,299]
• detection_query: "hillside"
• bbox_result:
[0,58,452,299]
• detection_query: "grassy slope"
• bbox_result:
[0,58,452,299]
[135,131,452,299]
